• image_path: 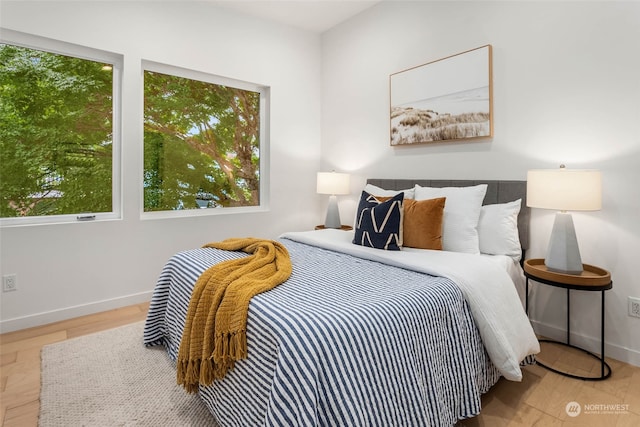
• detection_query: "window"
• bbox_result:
[142,61,269,217]
[0,30,121,226]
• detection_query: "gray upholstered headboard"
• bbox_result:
[366,179,530,251]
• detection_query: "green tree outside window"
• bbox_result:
[1,39,264,221]
[0,43,114,218]
[143,70,261,211]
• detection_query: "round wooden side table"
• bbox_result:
[523,258,612,381]
[314,225,353,231]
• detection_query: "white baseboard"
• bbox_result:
[531,319,640,368]
[0,291,153,334]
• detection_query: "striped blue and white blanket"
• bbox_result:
[144,230,538,426]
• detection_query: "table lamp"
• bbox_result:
[317,171,350,229]
[527,165,602,274]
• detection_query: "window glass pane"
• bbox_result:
[0,43,114,218]
[143,69,261,212]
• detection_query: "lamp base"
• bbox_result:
[324,195,342,229]
[545,212,583,274]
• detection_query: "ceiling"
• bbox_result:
[211,1,382,33]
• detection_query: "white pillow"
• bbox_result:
[364,183,415,199]
[478,199,522,261]
[414,184,487,254]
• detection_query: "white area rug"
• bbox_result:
[39,321,216,426]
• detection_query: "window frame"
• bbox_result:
[140,60,270,220]
[0,29,123,227]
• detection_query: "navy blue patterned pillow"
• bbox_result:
[353,191,404,250]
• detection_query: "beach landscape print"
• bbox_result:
[390,45,493,145]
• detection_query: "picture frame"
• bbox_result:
[390,45,493,146]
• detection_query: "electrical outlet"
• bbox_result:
[2,274,17,292]
[629,297,640,318]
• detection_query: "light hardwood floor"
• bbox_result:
[1,302,639,426]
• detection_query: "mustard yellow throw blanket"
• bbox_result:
[176,238,292,393]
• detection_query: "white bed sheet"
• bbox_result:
[480,253,526,288]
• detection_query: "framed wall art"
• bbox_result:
[390,45,493,146]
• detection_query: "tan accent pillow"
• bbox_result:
[376,196,445,250]
[403,198,445,250]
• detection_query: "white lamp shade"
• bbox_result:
[316,172,350,195]
[527,168,602,211]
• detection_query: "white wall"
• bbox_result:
[0,1,323,331]
[321,1,640,366]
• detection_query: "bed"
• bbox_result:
[143,179,539,426]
